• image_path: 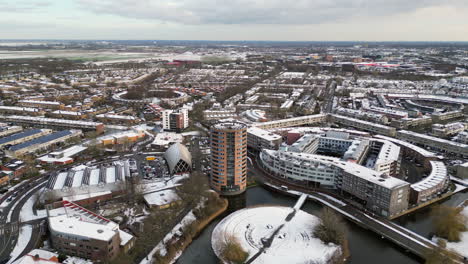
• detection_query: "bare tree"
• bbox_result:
[431,205,467,242]
[176,170,210,207]
[313,207,347,246]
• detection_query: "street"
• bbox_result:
[0,178,47,263]
[322,80,337,114]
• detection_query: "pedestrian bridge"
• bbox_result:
[293,193,308,210]
[270,182,465,263]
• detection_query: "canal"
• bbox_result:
[177,185,468,264]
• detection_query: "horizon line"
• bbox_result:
[1,39,468,43]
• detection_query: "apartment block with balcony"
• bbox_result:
[210,121,248,195]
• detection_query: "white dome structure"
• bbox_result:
[164,143,192,175]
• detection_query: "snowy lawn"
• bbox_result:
[212,206,341,264]
[19,191,47,222]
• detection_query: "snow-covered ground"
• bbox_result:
[143,189,180,207]
[139,210,197,264]
[140,174,189,195]
[6,184,45,223]
[212,206,340,264]
[63,256,93,264]
[7,225,32,264]
[124,206,150,226]
[454,183,467,193]
[19,190,47,222]
[443,206,468,258]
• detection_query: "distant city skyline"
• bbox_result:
[1,0,468,41]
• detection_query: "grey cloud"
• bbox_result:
[0,0,52,13]
[74,0,467,24]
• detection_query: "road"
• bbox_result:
[249,157,467,263]
[0,178,47,263]
[0,129,157,263]
[322,80,337,114]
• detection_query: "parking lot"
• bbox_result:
[135,156,170,180]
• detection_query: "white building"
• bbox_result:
[289,134,320,154]
[243,109,267,122]
[42,161,131,203]
[37,145,88,165]
[432,122,466,137]
[253,114,327,130]
[335,107,389,124]
[455,131,468,144]
[247,127,282,151]
[330,114,397,137]
[162,108,189,131]
[259,149,410,216]
[397,130,468,156]
[48,201,134,262]
[151,132,184,149]
[164,143,192,175]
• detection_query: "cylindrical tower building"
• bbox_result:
[210,121,247,195]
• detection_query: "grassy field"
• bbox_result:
[0,50,151,62]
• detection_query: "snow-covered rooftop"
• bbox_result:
[248,127,282,141]
[143,189,180,207]
[12,249,59,264]
[374,135,437,158]
[37,145,87,164]
[265,149,408,189]
[48,203,118,242]
[411,161,448,192]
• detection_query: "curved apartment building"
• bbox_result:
[259,149,410,217]
[210,121,248,195]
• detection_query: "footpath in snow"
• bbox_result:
[139,210,197,264]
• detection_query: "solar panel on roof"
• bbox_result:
[8,130,73,151]
[0,129,43,145]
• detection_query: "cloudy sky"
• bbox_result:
[1,0,468,41]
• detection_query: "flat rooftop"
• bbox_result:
[248,127,282,141]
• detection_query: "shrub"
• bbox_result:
[220,235,249,264]
[57,253,67,262]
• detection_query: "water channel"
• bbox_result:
[177,186,468,264]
